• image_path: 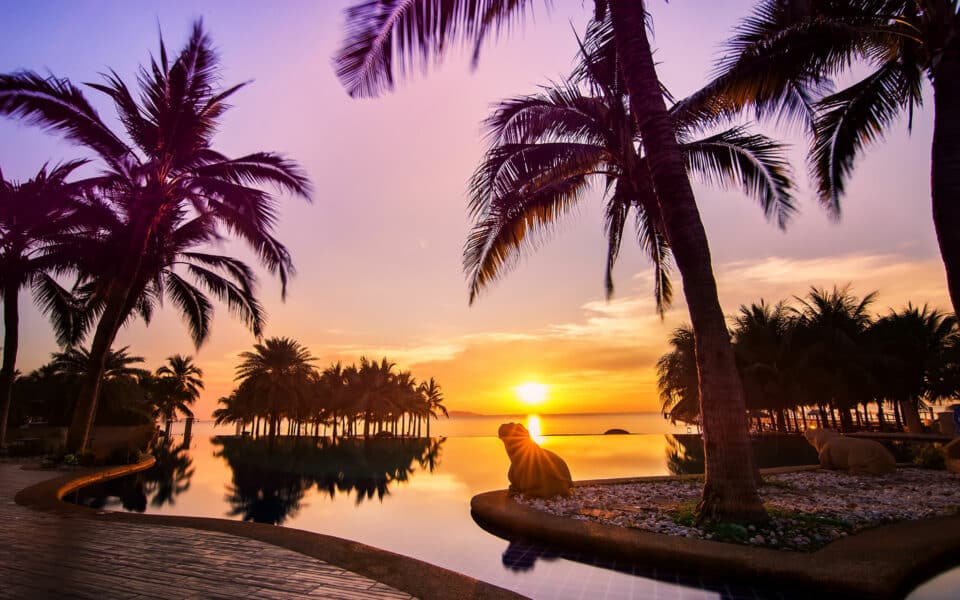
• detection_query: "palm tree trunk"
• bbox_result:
[66,215,156,452]
[609,0,765,524]
[0,285,19,448]
[931,39,960,317]
[426,414,430,439]
[901,398,924,433]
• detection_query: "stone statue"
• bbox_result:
[498,422,573,498]
[804,429,896,475]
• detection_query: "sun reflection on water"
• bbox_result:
[526,414,546,445]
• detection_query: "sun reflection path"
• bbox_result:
[525,414,546,445]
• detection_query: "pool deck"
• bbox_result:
[2,461,524,600]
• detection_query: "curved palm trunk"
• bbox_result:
[610,0,765,523]
[67,215,156,452]
[932,38,960,317]
[0,284,20,448]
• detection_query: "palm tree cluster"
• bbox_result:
[0,22,310,452]
[213,337,448,441]
[660,287,960,434]
[9,350,202,431]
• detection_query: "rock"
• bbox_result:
[604,428,630,435]
[804,429,896,475]
[498,422,573,498]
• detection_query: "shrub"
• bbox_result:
[912,443,946,470]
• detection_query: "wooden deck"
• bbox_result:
[0,464,414,599]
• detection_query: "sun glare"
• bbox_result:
[514,382,549,405]
[526,414,546,444]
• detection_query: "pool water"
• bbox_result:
[68,416,958,599]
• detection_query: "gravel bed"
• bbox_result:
[515,468,960,551]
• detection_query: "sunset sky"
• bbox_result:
[0,0,948,418]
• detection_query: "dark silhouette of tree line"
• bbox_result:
[9,351,202,432]
[213,337,448,441]
[659,286,960,434]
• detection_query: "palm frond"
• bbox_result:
[0,72,130,165]
[684,126,796,229]
[811,59,917,215]
[464,174,591,303]
[164,271,213,347]
[334,0,535,97]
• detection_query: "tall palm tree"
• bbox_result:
[0,160,91,447]
[152,355,204,432]
[419,377,447,438]
[52,346,153,426]
[657,326,701,425]
[349,357,396,439]
[235,337,317,439]
[466,23,794,310]
[0,22,311,451]
[731,301,800,431]
[699,1,960,315]
[792,286,878,431]
[870,304,958,431]
[335,0,767,522]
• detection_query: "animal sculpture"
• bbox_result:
[804,429,896,475]
[498,422,573,498]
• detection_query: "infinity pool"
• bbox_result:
[69,416,959,599]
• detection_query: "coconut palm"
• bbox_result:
[657,326,701,426]
[869,304,958,432]
[152,355,204,432]
[0,22,311,451]
[52,346,153,425]
[235,337,317,439]
[0,160,93,447]
[700,1,960,316]
[335,0,768,522]
[791,286,878,431]
[348,357,396,439]
[466,23,795,310]
[731,301,801,431]
[419,377,447,438]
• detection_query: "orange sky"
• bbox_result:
[1,1,950,418]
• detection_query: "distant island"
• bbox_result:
[447,410,485,417]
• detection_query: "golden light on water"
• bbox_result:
[525,414,546,444]
[514,382,549,406]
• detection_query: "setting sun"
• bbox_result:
[514,382,549,405]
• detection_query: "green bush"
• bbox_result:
[912,443,946,470]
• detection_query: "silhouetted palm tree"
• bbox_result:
[0,22,311,451]
[465,22,795,309]
[335,0,767,522]
[0,160,91,446]
[657,326,701,425]
[419,377,447,438]
[732,301,801,431]
[870,304,958,431]
[235,337,317,439]
[152,355,203,432]
[792,286,877,431]
[701,1,960,316]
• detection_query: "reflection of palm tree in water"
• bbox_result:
[214,436,447,523]
[665,434,705,476]
[144,436,195,508]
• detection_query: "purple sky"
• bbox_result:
[0,1,947,416]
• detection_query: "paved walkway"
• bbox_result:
[0,464,414,599]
